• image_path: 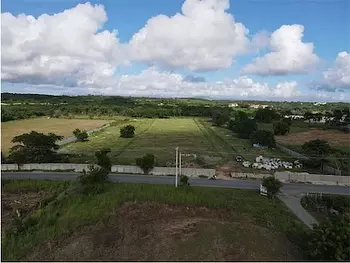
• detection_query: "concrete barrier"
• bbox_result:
[1,163,215,177]
[230,172,267,179]
[275,171,350,186]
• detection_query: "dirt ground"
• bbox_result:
[1,191,53,232]
[276,128,350,148]
[1,117,110,153]
[28,202,302,261]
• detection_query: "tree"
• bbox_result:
[8,131,63,164]
[212,111,229,126]
[255,108,280,123]
[136,153,155,174]
[235,119,257,139]
[262,176,283,198]
[302,139,331,170]
[1,152,6,164]
[179,175,190,187]
[73,128,88,142]
[251,130,276,148]
[120,125,135,138]
[95,148,111,172]
[234,110,248,122]
[304,216,350,261]
[273,121,290,135]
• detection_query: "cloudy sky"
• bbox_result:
[1,0,349,101]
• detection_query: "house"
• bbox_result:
[228,103,238,108]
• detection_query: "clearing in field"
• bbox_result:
[62,118,233,167]
[2,180,305,261]
[276,128,350,148]
[1,117,111,153]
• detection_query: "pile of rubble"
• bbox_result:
[241,156,303,171]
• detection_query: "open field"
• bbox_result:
[276,129,350,148]
[199,120,293,163]
[1,117,111,153]
[258,120,325,134]
[2,180,306,261]
[62,118,233,167]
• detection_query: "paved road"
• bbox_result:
[2,172,349,196]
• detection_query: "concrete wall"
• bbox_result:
[1,163,215,177]
[275,171,350,186]
[230,172,267,179]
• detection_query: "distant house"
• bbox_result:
[249,104,270,109]
[228,103,238,108]
[284,115,304,120]
[313,102,327,106]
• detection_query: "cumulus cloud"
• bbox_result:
[1,2,127,88]
[313,51,350,91]
[242,25,320,76]
[88,67,301,100]
[128,0,250,71]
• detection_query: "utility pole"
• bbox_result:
[175,147,179,187]
[179,152,182,176]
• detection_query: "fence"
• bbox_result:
[1,163,215,177]
[276,144,344,176]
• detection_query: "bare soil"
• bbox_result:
[1,191,53,232]
[28,202,302,261]
[276,129,350,148]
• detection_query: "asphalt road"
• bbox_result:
[2,172,349,196]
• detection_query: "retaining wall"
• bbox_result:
[1,163,215,177]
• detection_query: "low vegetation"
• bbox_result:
[262,176,283,198]
[1,179,306,261]
[72,128,88,142]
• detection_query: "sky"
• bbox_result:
[1,0,349,102]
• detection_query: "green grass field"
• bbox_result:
[199,120,293,162]
[61,118,233,166]
[2,180,306,261]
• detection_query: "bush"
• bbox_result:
[273,121,290,135]
[236,119,257,139]
[120,125,135,138]
[262,176,283,198]
[95,148,111,172]
[179,175,190,187]
[78,165,109,185]
[304,216,350,261]
[73,128,88,142]
[251,130,276,148]
[136,153,155,174]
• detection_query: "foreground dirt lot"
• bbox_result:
[1,117,110,152]
[28,202,302,261]
[276,128,350,148]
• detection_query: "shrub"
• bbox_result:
[179,175,190,187]
[120,125,135,138]
[136,153,155,174]
[262,176,283,198]
[251,130,276,148]
[273,121,290,135]
[95,148,111,172]
[304,216,350,261]
[78,165,109,185]
[73,128,88,142]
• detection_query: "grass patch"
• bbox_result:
[2,180,307,261]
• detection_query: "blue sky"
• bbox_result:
[1,0,349,101]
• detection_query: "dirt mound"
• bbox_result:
[29,202,301,261]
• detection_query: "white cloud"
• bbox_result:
[319,51,350,91]
[242,24,320,76]
[86,67,301,100]
[128,0,250,71]
[1,2,127,88]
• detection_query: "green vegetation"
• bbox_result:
[251,130,276,148]
[262,176,283,198]
[8,131,63,166]
[2,179,306,261]
[120,124,135,138]
[136,153,155,174]
[72,128,88,142]
[273,120,290,135]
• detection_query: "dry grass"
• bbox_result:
[1,117,110,153]
[28,202,302,261]
[276,128,350,148]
